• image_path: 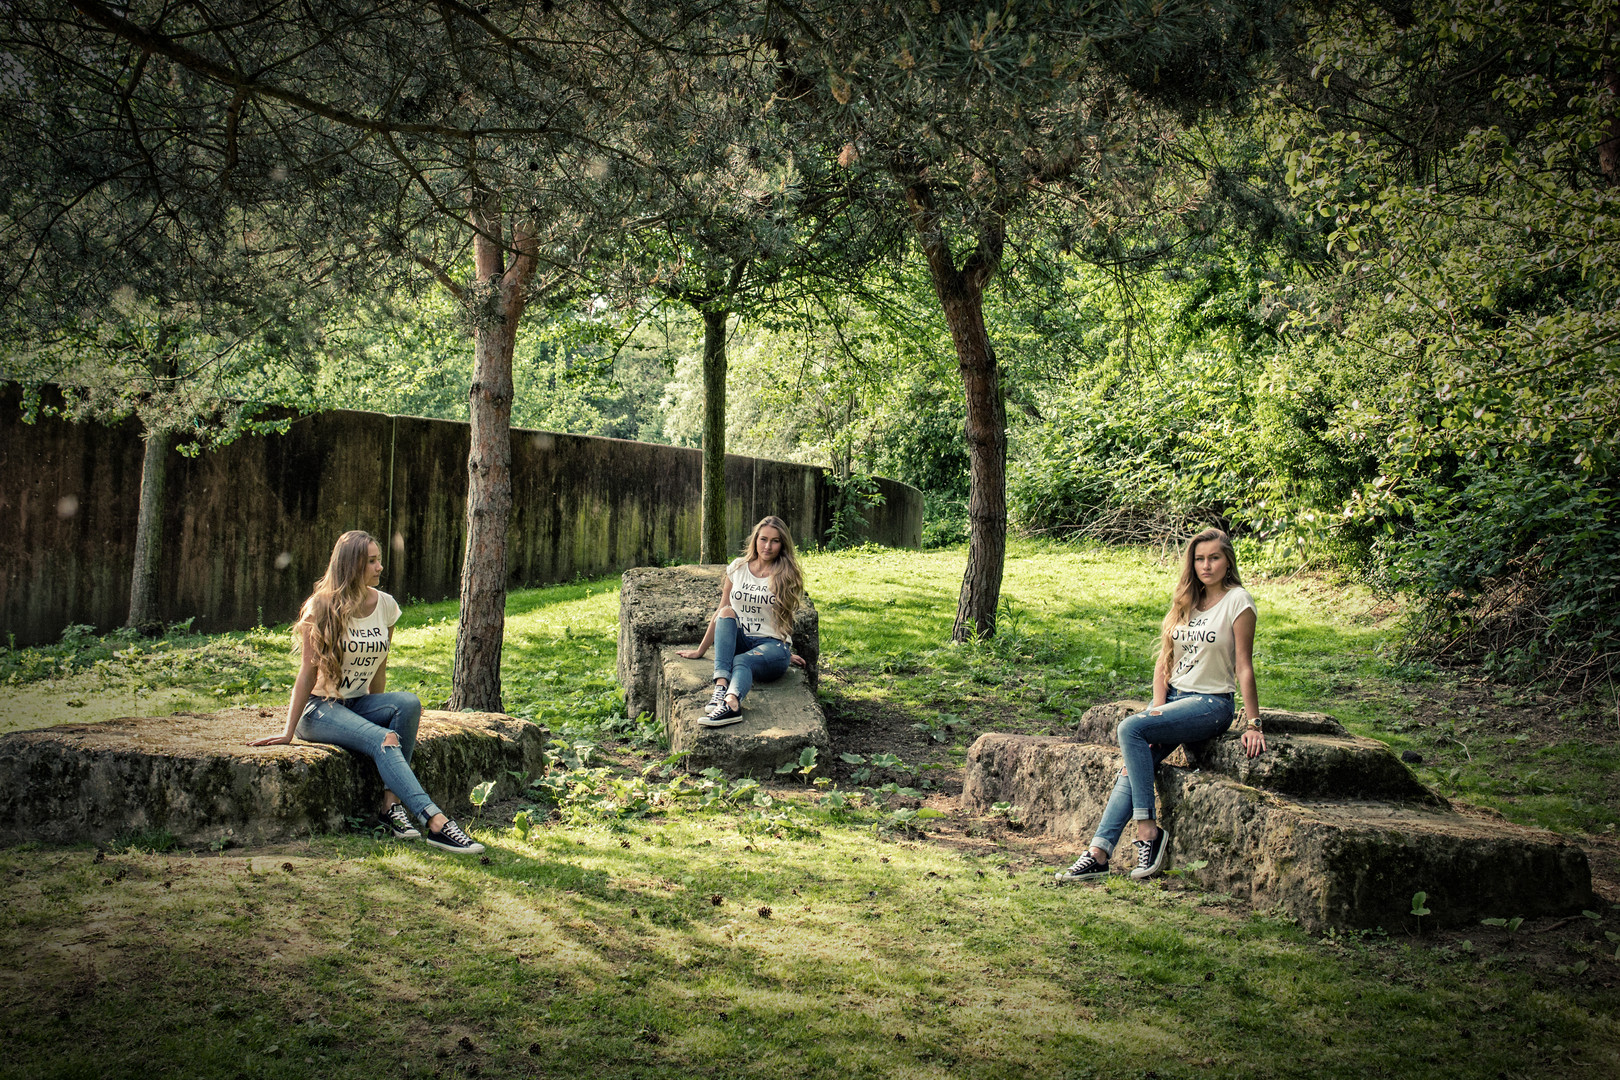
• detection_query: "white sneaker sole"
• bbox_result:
[425,836,485,854]
[697,713,744,728]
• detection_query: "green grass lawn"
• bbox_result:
[2,540,1617,1079]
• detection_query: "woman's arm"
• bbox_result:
[368,626,392,695]
[1150,651,1169,708]
[251,625,318,746]
[1234,607,1265,758]
[677,574,732,660]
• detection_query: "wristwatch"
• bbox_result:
[1246,717,1263,731]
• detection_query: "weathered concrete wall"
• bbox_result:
[0,386,922,643]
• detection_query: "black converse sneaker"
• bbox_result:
[1055,851,1109,883]
[1130,830,1169,880]
[424,818,485,855]
[376,803,420,840]
[697,701,743,727]
[703,682,729,715]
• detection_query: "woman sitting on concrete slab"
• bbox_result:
[248,530,484,855]
[677,515,808,727]
[1056,527,1265,884]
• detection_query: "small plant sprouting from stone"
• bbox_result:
[469,780,496,819]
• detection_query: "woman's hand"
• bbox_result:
[248,732,294,747]
[1240,726,1266,758]
[790,653,806,668]
[677,647,706,660]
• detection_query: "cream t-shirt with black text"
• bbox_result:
[725,557,790,644]
[310,590,402,699]
[1167,586,1255,695]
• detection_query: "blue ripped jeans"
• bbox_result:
[712,616,790,702]
[1088,688,1234,857]
[297,691,441,824]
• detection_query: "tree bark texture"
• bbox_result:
[1601,58,1620,184]
[449,201,537,712]
[700,308,730,564]
[125,426,170,632]
[904,177,1008,641]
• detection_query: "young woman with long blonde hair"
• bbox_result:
[249,530,484,854]
[1056,527,1265,883]
[678,515,808,726]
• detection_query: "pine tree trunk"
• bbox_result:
[449,200,536,712]
[1601,59,1620,183]
[937,278,1007,642]
[700,307,729,564]
[125,426,170,632]
[904,176,1008,641]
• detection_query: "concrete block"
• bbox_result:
[657,648,830,779]
[963,731,1594,930]
[1073,701,1348,746]
[0,707,546,846]
[617,564,818,721]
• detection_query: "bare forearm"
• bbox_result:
[694,616,717,656]
[282,667,317,738]
[1238,663,1260,722]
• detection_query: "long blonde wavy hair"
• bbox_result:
[744,515,806,631]
[1157,527,1243,678]
[295,530,377,687]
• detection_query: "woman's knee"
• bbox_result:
[1117,713,1151,743]
[718,607,737,620]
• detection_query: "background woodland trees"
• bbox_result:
[3,0,1616,694]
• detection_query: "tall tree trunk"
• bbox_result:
[125,426,170,632]
[449,199,537,712]
[699,307,730,563]
[904,176,1008,641]
[938,276,1008,642]
[1601,57,1620,184]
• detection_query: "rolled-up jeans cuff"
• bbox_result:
[1089,836,1115,857]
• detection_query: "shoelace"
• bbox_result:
[706,684,729,711]
[440,820,472,845]
[1064,855,1100,875]
[386,805,413,829]
[1135,839,1155,869]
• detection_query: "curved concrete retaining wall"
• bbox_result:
[0,386,922,644]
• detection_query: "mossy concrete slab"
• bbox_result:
[0,707,546,846]
[963,723,1594,930]
[617,565,818,721]
[1073,700,1348,745]
[657,648,830,778]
